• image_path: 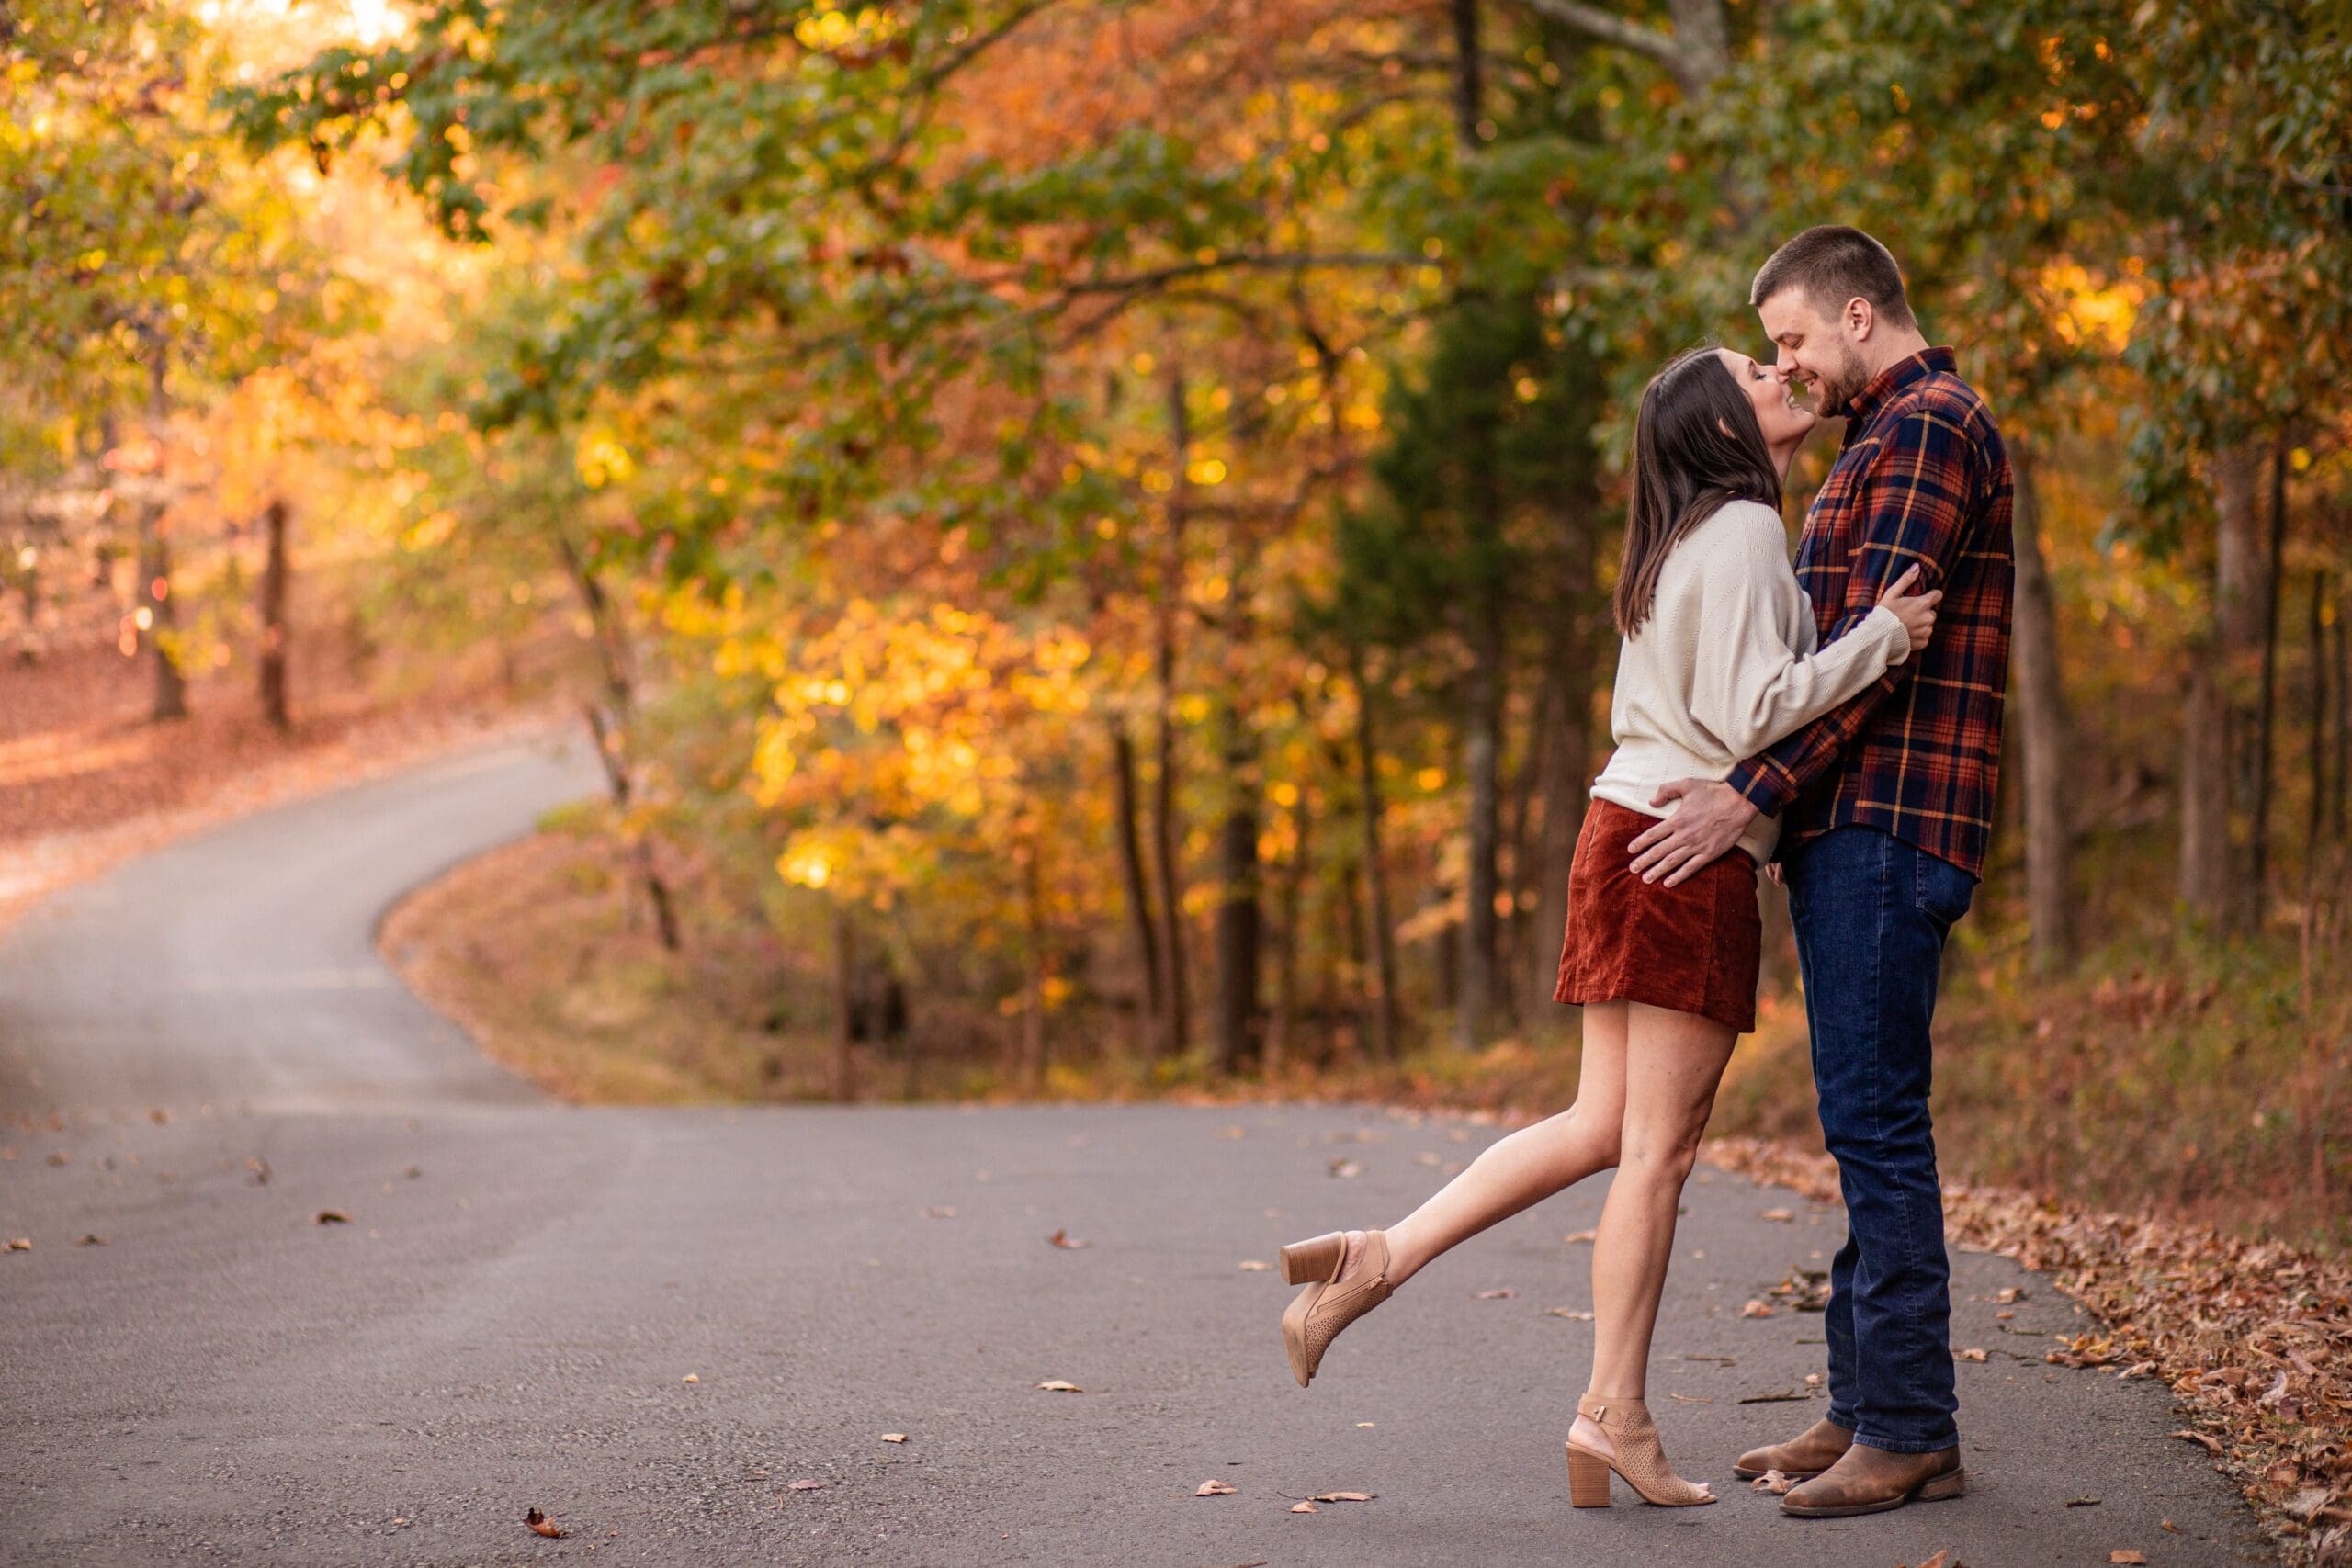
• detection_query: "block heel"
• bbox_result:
[1278,1232,1346,1285]
[1566,1444,1613,1507]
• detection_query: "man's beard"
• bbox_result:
[1816,342,1873,418]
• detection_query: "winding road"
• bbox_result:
[0,737,2268,1565]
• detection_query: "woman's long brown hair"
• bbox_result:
[1611,347,1785,637]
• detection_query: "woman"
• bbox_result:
[1274,345,1940,1508]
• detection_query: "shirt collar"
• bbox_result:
[1841,345,1957,423]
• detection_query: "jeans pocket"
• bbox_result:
[1911,849,1975,931]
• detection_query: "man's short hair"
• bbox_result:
[1750,225,1917,331]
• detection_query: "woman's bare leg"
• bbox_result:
[1571,1001,1736,1463]
[1370,1005,1629,1288]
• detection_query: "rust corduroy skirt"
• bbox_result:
[1552,797,1762,1035]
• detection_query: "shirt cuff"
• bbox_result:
[1725,758,1795,818]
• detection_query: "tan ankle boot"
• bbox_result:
[1733,1415,1854,1480]
[1279,1230,1392,1387]
[1780,1442,1964,1517]
[1564,1394,1716,1507]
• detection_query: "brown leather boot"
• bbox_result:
[1733,1416,1853,1480]
[1780,1442,1964,1517]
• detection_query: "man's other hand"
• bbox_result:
[1628,779,1760,887]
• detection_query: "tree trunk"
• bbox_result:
[1212,704,1261,1075]
[558,530,681,953]
[258,498,291,733]
[2248,439,2289,925]
[2335,576,2349,843]
[831,903,856,1103]
[1151,370,1193,1056]
[138,340,187,723]
[1108,723,1161,1053]
[1265,791,1310,1078]
[2181,442,2264,931]
[1527,541,1595,1026]
[138,507,187,723]
[1020,837,1047,1092]
[1450,0,1483,147]
[1458,566,1506,1051]
[1350,644,1401,1061]
[2008,450,2075,971]
[2310,570,2330,861]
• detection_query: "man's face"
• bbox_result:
[1757,289,1871,419]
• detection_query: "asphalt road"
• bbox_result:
[0,738,2270,1566]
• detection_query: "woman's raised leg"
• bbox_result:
[1376,1004,1629,1287]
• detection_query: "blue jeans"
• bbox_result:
[1782,825,1975,1453]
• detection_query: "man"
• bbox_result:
[1627,225,2015,1517]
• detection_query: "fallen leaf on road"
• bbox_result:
[1740,1299,1774,1318]
[1667,1393,1713,1404]
[1737,1390,1807,1404]
[1804,1372,1824,1385]
[682,1374,699,1383]
[1219,1125,1248,1139]
[149,1110,169,1124]
[1237,1259,1272,1271]
[787,1479,826,1492]
[920,1206,956,1219]
[1195,1479,1237,1496]
[6,1238,29,1251]
[2066,1495,2102,1507]
[523,1507,565,1538]
[1749,1469,1795,1494]
[1912,1552,1949,1568]
[1476,1288,1514,1300]
[1290,1501,1318,1513]
[882,1434,908,1444]
[1995,1285,2026,1303]
[1996,1310,2015,1320]
[1544,1307,1594,1321]
[2161,1519,2179,1532]
[1760,1208,1794,1223]
[2172,1428,2222,1455]
[79,1234,105,1246]
[2286,1488,2334,1521]
[1355,1422,1375,1428]
[314,1211,351,1225]
[1564,1230,1596,1245]
[2109,1552,2146,1565]
[1954,1348,1988,1362]
[1036,1380,1083,1393]
[1328,1158,1363,1179]
[1313,1491,1374,1502]
[245,1157,270,1185]
[1413,1152,1441,1166]
[1046,1229,1088,1249]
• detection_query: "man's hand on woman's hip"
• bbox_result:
[1629,779,1760,886]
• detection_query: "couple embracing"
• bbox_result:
[1277,226,2014,1520]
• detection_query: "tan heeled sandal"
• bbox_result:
[1565,1393,1716,1507]
[1278,1229,1392,1388]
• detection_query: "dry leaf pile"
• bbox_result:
[1709,1134,2352,1566]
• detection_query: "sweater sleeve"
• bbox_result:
[1686,506,1912,760]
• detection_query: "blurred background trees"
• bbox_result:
[9,0,2349,1242]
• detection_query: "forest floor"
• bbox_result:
[0,632,555,933]
[382,819,2352,1566]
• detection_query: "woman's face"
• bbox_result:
[1715,347,1815,450]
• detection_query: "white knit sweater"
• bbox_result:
[1589,498,1911,866]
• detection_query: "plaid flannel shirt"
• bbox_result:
[1724,346,2015,879]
